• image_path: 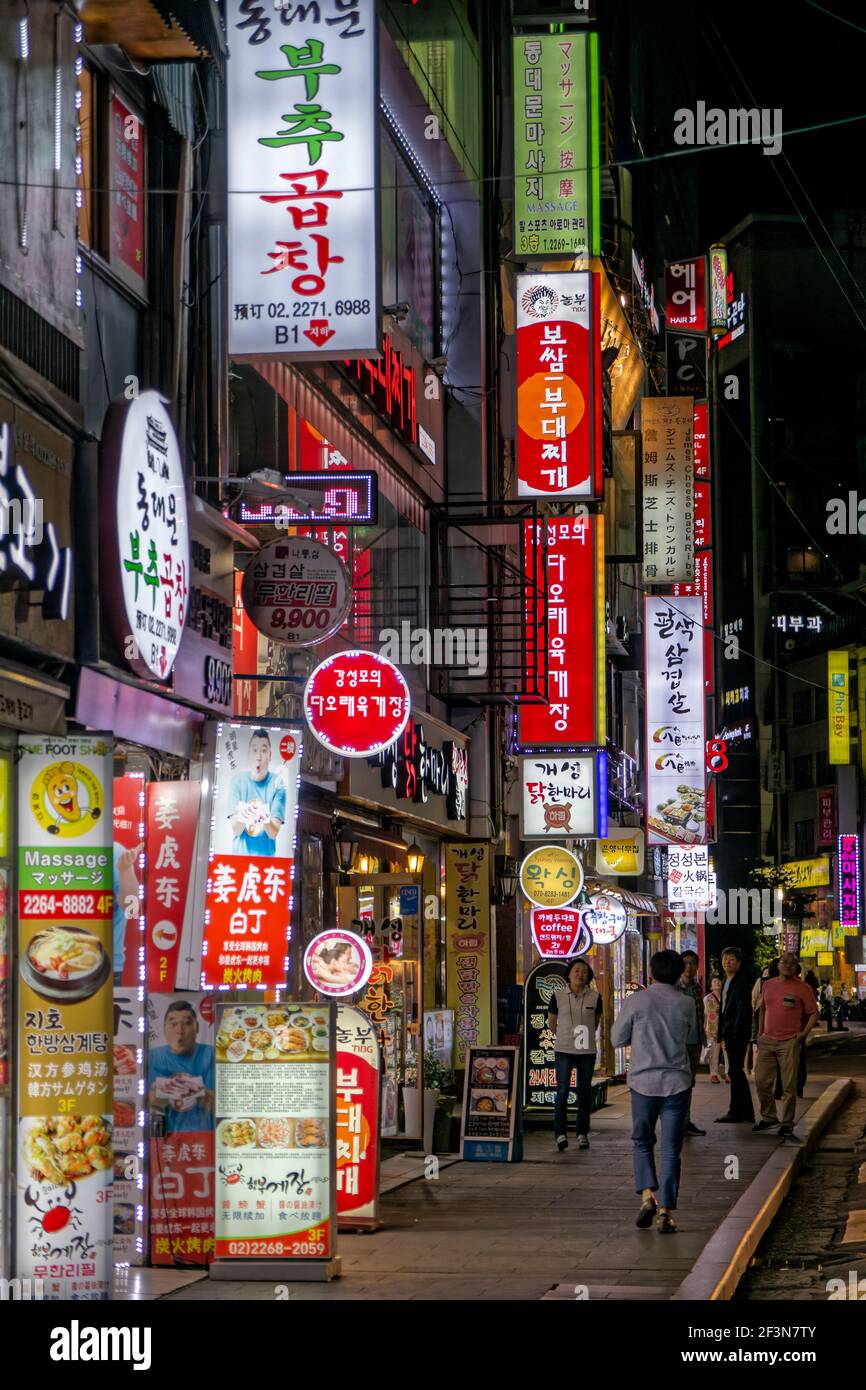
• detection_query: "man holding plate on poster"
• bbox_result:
[228,727,286,856]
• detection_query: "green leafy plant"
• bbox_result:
[423,1055,456,1097]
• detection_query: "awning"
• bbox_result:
[586,881,662,915]
[81,1,225,62]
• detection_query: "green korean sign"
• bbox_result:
[513,31,600,258]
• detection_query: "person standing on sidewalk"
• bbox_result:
[703,975,726,1083]
[753,952,819,1138]
[716,946,755,1124]
[678,950,706,1137]
[548,958,602,1152]
[611,949,695,1234]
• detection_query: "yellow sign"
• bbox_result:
[519,845,583,909]
[444,844,492,1066]
[781,856,831,889]
[0,756,8,857]
[816,952,834,967]
[596,829,644,877]
[832,921,846,949]
[828,650,850,765]
[800,928,831,956]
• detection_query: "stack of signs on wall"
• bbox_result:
[201,723,302,989]
[335,1005,381,1230]
[145,781,201,991]
[113,988,146,1265]
[148,992,215,1267]
[444,845,492,1068]
[16,734,114,1299]
[213,1001,335,1267]
[461,1047,521,1163]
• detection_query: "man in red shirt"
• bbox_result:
[753,952,819,1137]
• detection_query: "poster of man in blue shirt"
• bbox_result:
[228,727,286,857]
[149,999,215,1134]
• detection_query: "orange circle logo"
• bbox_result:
[517,372,585,440]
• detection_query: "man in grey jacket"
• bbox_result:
[611,949,696,1233]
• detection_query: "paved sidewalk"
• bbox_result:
[165,1067,832,1302]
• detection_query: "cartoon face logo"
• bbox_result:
[521,284,559,319]
[30,760,103,838]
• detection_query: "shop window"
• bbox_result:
[380,129,439,363]
[349,493,428,644]
[791,690,812,726]
[794,819,814,858]
[792,754,813,791]
[79,64,147,298]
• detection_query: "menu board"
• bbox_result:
[214,1001,334,1262]
[460,1047,520,1163]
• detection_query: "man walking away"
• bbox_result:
[678,950,706,1136]
[753,952,819,1139]
[716,946,755,1124]
[612,949,695,1234]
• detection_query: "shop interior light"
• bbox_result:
[356,851,372,876]
[406,841,424,875]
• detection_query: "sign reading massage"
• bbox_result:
[226,0,379,361]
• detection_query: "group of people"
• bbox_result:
[551,947,819,1233]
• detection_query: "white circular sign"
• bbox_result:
[114,391,190,680]
[581,891,628,946]
[242,536,352,647]
[303,929,373,998]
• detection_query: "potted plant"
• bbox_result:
[401,1058,420,1138]
[424,1057,457,1154]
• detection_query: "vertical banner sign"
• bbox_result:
[146,781,201,991]
[512,32,599,258]
[201,723,302,989]
[214,1001,335,1262]
[837,834,861,935]
[112,774,144,988]
[664,258,707,332]
[828,651,850,765]
[818,788,836,845]
[108,94,145,294]
[335,1005,381,1229]
[641,396,695,584]
[516,271,602,498]
[693,401,710,478]
[666,332,707,398]
[644,596,707,846]
[226,0,379,360]
[518,516,606,751]
[666,845,710,907]
[148,992,215,1267]
[16,734,114,1300]
[708,245,729,333]
[112,988,146,1266]
[445,845,492,1067]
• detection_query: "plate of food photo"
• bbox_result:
[21,926,109,1003]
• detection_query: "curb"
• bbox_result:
[671,1077,853,1301]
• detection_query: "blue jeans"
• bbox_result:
[630,1088,689,1210]
[554,1052,596,1137]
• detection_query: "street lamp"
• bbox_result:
[495,855,518,904]
[406,841,424,875]
[331,815,357,876]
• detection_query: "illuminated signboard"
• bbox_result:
[238,472,378,527]
[530,907,591,959]
[519,845,584,909]
[665,257,707,332]
[581,891,628,945]
[837,834,861,935]
[708,245,728,333]
[645,595,706,846]
[226,0,379,360]
[828,651,850,765]
[519,754,598,839]
[641,396,695,585]
[516,270,602,499]
[305,650,411,759]
[666,845,710,908]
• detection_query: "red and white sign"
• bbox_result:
[241,536,352,647]
[818,788,836,846]
[645,596,707,845]
[146,781,200,991]
[304,650,411,759]
[113,774,144,987]
[304,930,373,998]
[336,1004,381,1229]
[108,94,145,292]
[201,723,301,989]
[694,400,710,478]
[580,892,627,946]
[518,516,605,751]
[666,845,710,908]
[516,270,601,498]
[530,907,591,959]
[665,257,707,332]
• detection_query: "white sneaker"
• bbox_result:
[577,1135,589,1150]
[556,1134,568,1152]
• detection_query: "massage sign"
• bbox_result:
[445,845,493,1067]
[15,734,114,1300]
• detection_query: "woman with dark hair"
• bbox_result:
[547,958,602,1152]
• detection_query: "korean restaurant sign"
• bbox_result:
[828,651,850,765]
[644,596,707,846]
[241,536,352,647]
[518,515,606,752]
[595,829,645,878]
[837,834,861,934]
[214,1000,335,1264]
[512,32,599,258]
[146,781,201,992]
[461,1046,520,1163]
[335,1004,381,1229]
[99,391,191,683]
[16,734,114,1300]
[516,271,602,498]
[351,713,470,831]
[641,396,694,584]
[666,845,710,908]
[581,891,627,945]
[519,845,584,910]
[201,723,301,990]
[226,0,379,360]
[445,844,492,1067]
[304,650,411,759]
[665,257,706,332]
[519,754,597,839]
[530,907,591,960]
[521,961,578,1113]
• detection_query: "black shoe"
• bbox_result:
[715,1113,741,1122]
[656,1211,678,1234]
[556,1135,568,1152]
[684,1122,706,1136]
[777,1126,802,1143]
[636,1197,657,1228]
[752,1119,778,1132]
